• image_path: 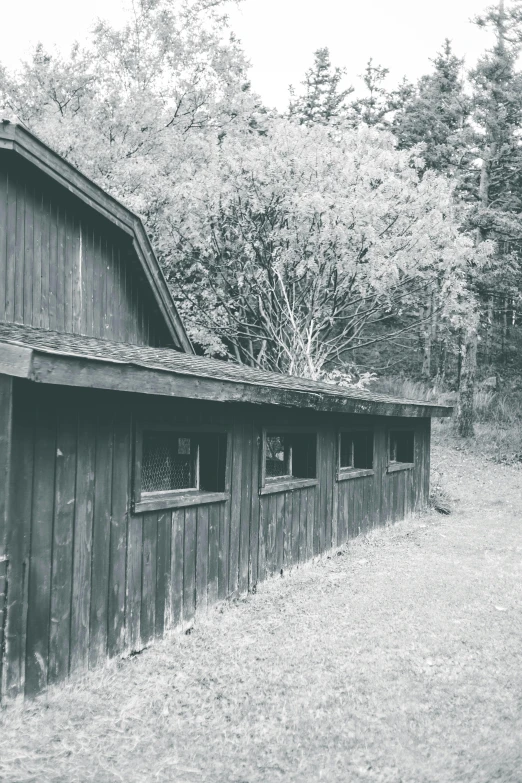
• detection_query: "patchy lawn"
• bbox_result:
[1,442,521,783]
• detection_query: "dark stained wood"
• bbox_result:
[0,384,438,703]
[126,514,143,652]
[207,503,219,605]
[0,375,13,700]
[141,512,157,645]
[70,411,96,673]
[25,400,56,696]
[3,382,33,698]
[228,420,242,596]
[89,415,114,669]
[155,511,171,637]
[26,352,451,420]
[5,165,16,322]
[249,424,261,589]
[0,168,7,320]
[48,409,77,684]
[183,507,197,626]
[0,154,175,348]
[238,422,252,594]
[108,414,131,657]
[196,505,209,613]
[170,509,184,628]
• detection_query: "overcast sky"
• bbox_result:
[1,0,494,110]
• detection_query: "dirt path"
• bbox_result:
[1,444,521,783]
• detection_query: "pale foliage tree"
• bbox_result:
[165,121,491,377]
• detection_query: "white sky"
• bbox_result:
[1,0,494,110]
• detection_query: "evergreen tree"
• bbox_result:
[350,59,393,128]
[392,40,471,176]
[288,48,352,125]
[458,0,522,435]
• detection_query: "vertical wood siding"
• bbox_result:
[0,153,173,347]
[1,384,432,701]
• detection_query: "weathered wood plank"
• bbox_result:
[196,505,209,614]
[140,512,157,645]
[0,167,8,319]
[291,490,300,566]
[249,424,261,590]
[306,487,315,561]
[107,414,130,657]
[89,415,114,669]
[257,496,267,585]
[14,176,24,324]
[266,495,277,576]
[5,167,16,322]
[183,507,197,626]
[25,400,56,696]
[170,509,184,628]
[3,383,33,698]
[155,510,171,637]
[23,184,34,326]
[238,421,252,595]
[48,408,77,685]
[32,189,43,329]
[283,491,293,570]
[69,411,96,673]
[0,375,13,699]
[207,503,219,606]
[126,514,142,652]
[228,420,242,596]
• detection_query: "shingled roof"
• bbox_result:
[0,322,452,417]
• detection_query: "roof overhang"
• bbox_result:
[0,120,193,354]
[0,341,453,418]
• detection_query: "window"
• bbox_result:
[388,430,414,470]
[262,431,317,493]
[135,427,228,511]
[339,431,373,471]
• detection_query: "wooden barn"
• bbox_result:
[0,121,452,701]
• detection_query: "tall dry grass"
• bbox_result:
[371,376,522,464]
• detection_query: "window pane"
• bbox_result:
[389,431,414,463]
[199,433,227,492]
[340,432,373,469]
[292,433,317,478]
[142,432,196,492]
[266,435,290,477]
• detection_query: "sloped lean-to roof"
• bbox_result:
[0,323,453,418]
[0,119,193,354]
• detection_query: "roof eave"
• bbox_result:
[2,345,453,417]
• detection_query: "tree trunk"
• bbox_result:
[421,295,432,381]
[456,331,478,437]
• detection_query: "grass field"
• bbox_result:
[1,439,521,783]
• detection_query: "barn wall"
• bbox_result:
[1,382,431,701]
[0,153,173,347]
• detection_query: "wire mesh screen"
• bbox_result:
[142,432,196,492]
[265,435,290,478]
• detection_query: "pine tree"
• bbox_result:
[392,40,471,176]
[288,48,352,125]
[458,0,522,435]
[350,59,393,128]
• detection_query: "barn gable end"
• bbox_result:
[0,122,192,351]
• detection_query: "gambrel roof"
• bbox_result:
[0,119,192,353]
[0,323,453,417]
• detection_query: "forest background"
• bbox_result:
[0,0,521,452]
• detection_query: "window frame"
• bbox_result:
[387,427,415,473]
[134,422,230,512]
[260,426,318,495]
[337,427,375,481]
